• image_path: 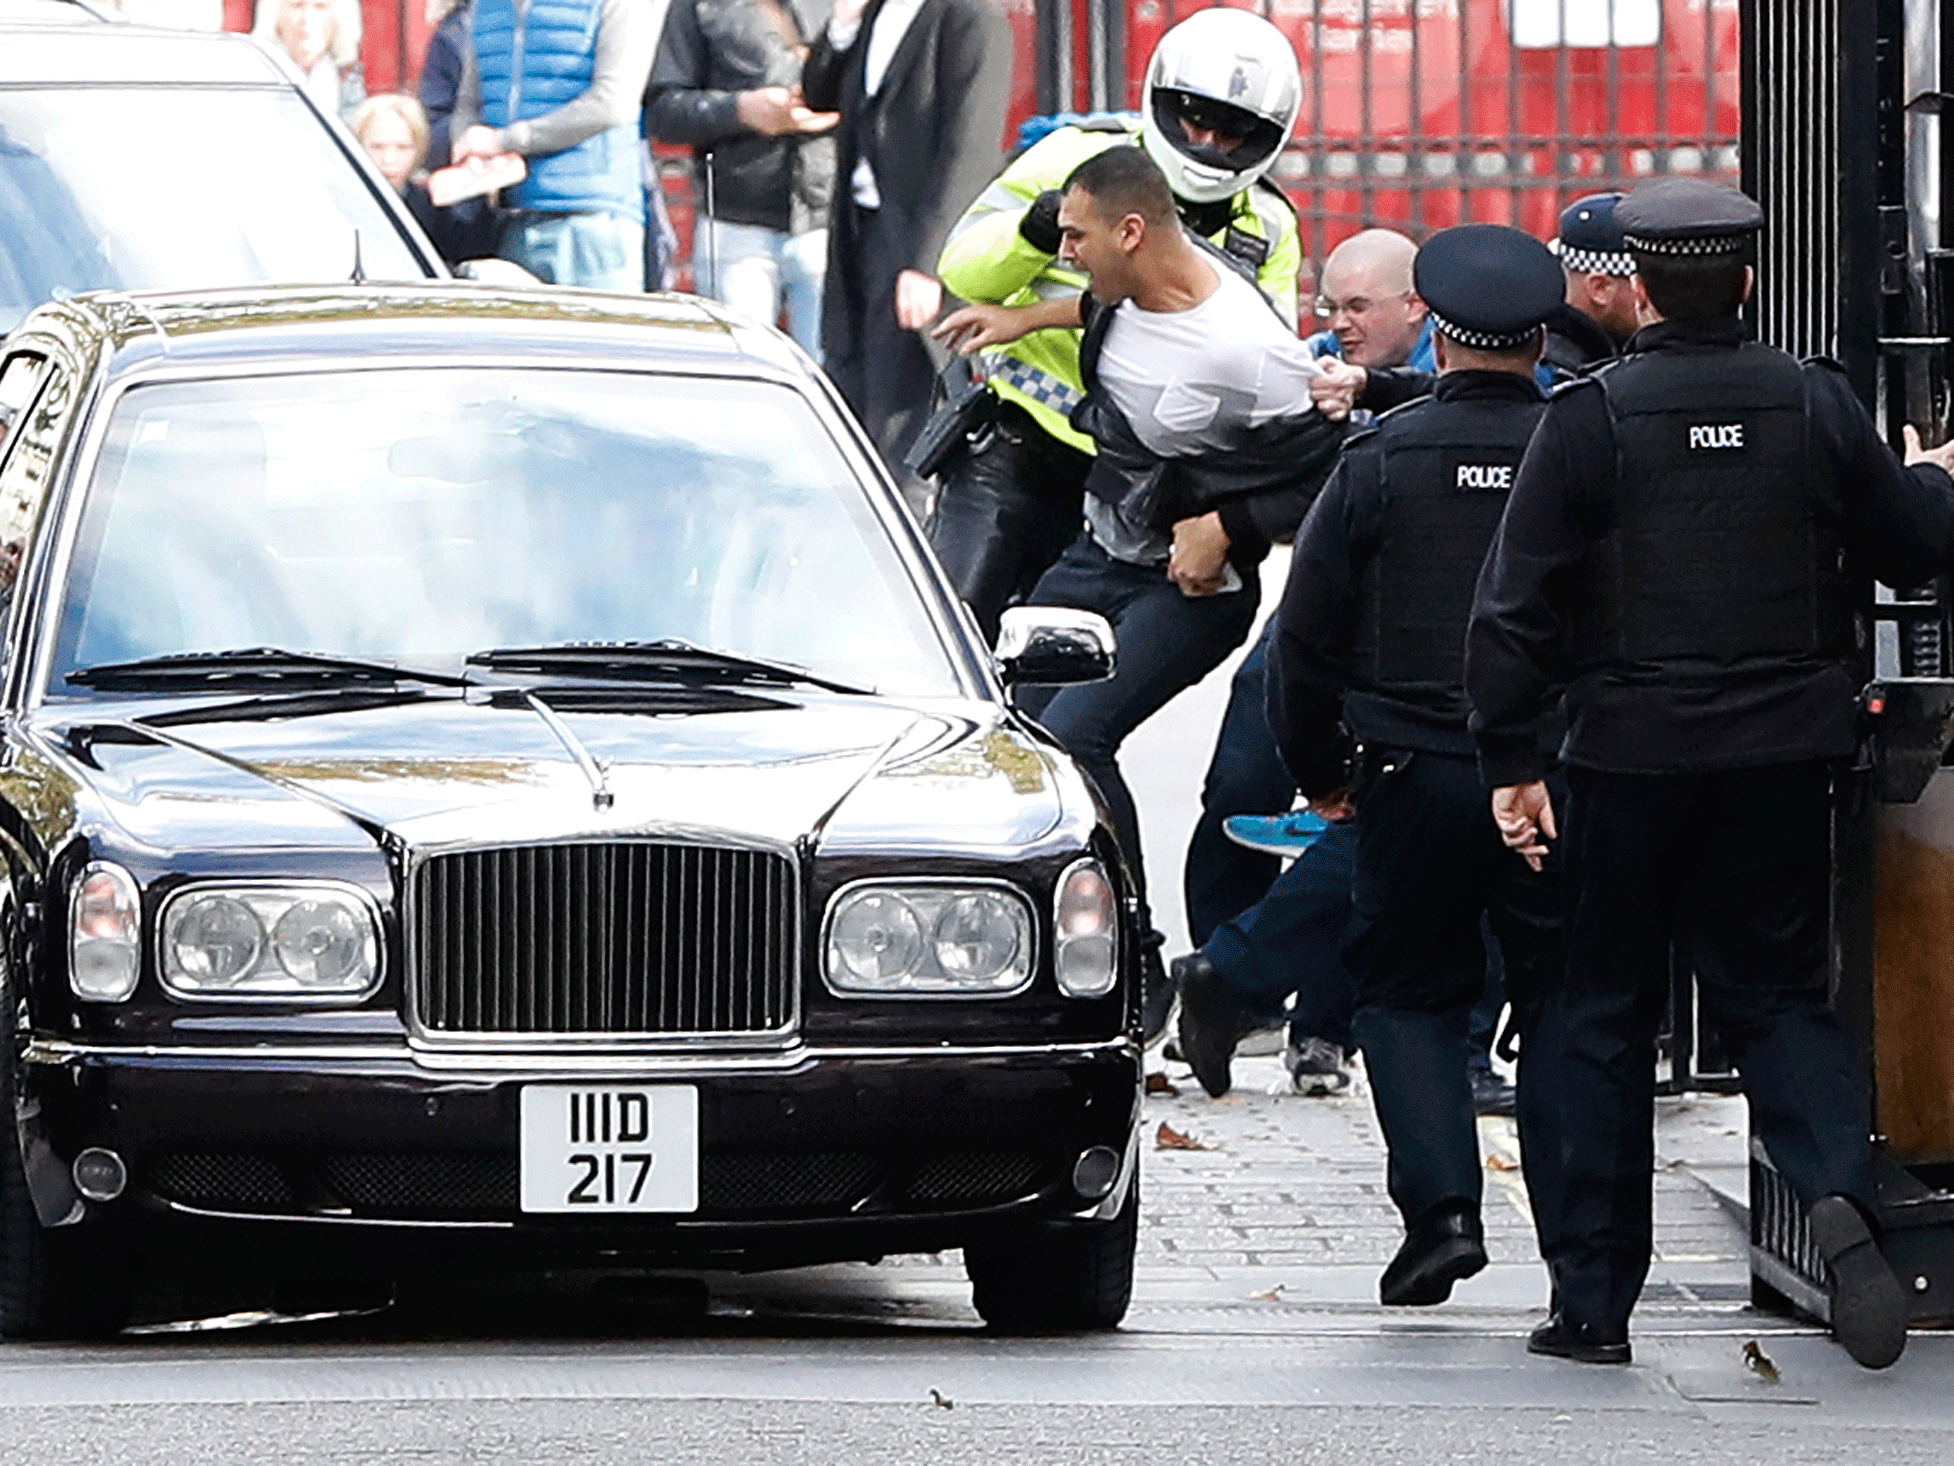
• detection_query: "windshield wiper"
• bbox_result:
[66,647,470,692]
[465,639,871,696]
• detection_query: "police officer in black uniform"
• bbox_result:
[1466,177,1954,1369]
[1268,224,1568,1309]
[1543,191,1639,378]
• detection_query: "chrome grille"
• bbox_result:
[412,842,798,1037]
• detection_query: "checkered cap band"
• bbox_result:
[1623,232,1753,257]
[1553,240,1635,277]
[1429,310,1538,352]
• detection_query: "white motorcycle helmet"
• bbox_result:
[1140,8,1303,206]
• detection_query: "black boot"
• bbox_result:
[1379,1202,1486,1306]
[1173,952,1249,1098]
[1810,1194,1907,1370]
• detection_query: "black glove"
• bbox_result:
[1018,190,1063,255]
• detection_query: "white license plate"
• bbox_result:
[518,1084,699,1214]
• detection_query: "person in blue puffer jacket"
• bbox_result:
[451,0,659,290]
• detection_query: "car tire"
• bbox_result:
[965,1172,1138,1333]
[0,963,134,1341]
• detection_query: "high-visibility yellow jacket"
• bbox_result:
[936,122,1303,455]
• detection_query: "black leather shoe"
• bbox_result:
[1810,1195,1908,1370]
[1139,938,1174,1047]
[1527,1314,1631,1365]
[1468,1066,1516,1117]
[1174,952,1248,1098]
[1379,1205,1487,1306]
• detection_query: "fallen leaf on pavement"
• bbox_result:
[1742,1340,1780,1384]
[1145,1072,1181,1097]
[1485,1152,1521,1172]
[1251,1284,1287,1301]
[1156,1121,1213,1151]
[929,1388,955,1409]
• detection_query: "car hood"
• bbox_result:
[48,692,1068,855]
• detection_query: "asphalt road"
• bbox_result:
[7,551,1950,1464]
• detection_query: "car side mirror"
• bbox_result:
[994,606,1116,687]
[456,257,540,286]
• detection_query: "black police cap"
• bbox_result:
[1616,177,1764,257]
[1412,224,1563,351]
[1552,192,1633,277]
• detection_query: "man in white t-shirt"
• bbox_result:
[952,144,1344,984]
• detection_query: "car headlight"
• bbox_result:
[70,862,141,1002]
[1053,858,1117,998]
[824,883,1033,996]
[160,883,381,1001]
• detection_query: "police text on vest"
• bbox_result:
[1456,464,1514,489]
[1689,423,1745,450]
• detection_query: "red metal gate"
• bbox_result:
[237,0,1739,278]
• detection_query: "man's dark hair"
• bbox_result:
[1634,250,1751,321]
[1062,145,1176,228]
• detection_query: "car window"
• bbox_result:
[0,85,430,337]
[0,357,68,617]
[0,350,48,450]
[52,369,962,698]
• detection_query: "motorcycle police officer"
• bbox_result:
[926,7,1305,642]
[1266,225,1568,1309]
[1466,177,1954,1369]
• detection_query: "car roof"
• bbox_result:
[14,285,815,382]
[0,21,288,86]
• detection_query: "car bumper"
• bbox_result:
[21,1039,1141,1270]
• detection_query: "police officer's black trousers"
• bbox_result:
[925,404,1088,642]
[1346,750,1564,1239]
[1552,762,1874,1332]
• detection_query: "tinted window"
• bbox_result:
[0,85,431,336]
[54,369,960,697]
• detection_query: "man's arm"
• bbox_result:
[457,0,661,161]
[1267,453,1368,799]
[1810,363,1954,587]
[932,294,1085,353]
[1464,382,1607,788]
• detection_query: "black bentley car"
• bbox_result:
[0,287,1140,1337]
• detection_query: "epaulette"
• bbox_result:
[1251,175,1299,218]
[1371,394,1432,426]
[1548,371,1607,399]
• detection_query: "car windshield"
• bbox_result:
[51,368,961,699]
[0,85,429,336]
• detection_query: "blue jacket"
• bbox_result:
[474,0,643,220]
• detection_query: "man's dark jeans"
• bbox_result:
[1017,535,1259,935]
[1184,621,1295,946]
[1203,817,1358,1051]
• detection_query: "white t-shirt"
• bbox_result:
[1088,252,1322,563]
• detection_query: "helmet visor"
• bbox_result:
[1152,90,1286,173]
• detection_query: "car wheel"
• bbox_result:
[965,1173,1138,1333]
[0,966,134,1341]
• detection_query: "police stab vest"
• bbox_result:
[1356,395,1546,692]
[1574,343,1852,672]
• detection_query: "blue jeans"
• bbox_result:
[692,218,826,358]
[1017,536,1260,936]
[501,209,645,292]
[1184,621,1296,946]
[1203,817,1358,1050]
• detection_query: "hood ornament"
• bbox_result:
[522,691,615,810]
